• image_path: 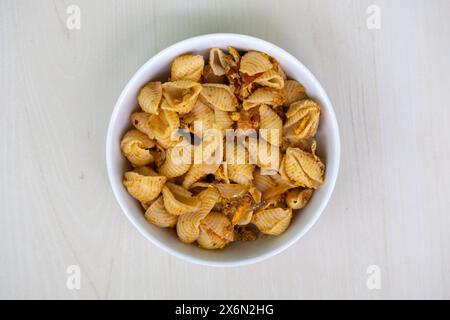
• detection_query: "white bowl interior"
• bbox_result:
[106,34,340,267]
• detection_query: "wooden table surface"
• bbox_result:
[1,0,450,299]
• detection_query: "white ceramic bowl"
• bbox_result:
[106,33,340,267]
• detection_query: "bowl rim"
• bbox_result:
[106,33,341,267]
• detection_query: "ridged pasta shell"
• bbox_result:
[147,107,181,148]
[176,187,221,243]
[159,142,192,178]
[209,47,236,76]
[256,139,281,172]
[243,88,286,110]
[259,105,283,146]
[284,80,307,106]
[145,196,178,228]
[284,99,321,140]
[214,109,233,130]
[253,171,277,193]
[162,80,202,114]
[214,183,249,199]
[284,144,325,189]
[252,208,292,236]
[197,212,234,249]
[286,188,313,210]
[182,162,220,189]
[123,171,166,203]
[131,112,153,138]
[138,81,162,114]
[183,100,215,135]
[171,54,204,82]
[200,84,238,112]
[239,51,273,76]
[162,183,201,215]
[227,144,254,186]
[254,69,285,89]
[120,129,155,166]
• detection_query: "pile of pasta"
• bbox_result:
[121,47,325,250]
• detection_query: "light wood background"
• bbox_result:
[1,0,449,300]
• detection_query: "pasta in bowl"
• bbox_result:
[107,34,340,266]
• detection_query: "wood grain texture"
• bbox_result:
[1,0,449,299]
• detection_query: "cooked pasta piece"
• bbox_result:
[286,188,313,210]
[227,143,254,186]
[131,112,153,137]
[284,80,307,106]
[284,99,321,140]
[123,170,166,203]
[144,107,181,148]
[162,182,201,215]
[239,51,273,76]
[162,80,202,114]
[197,212,234,249]
[120,129,155,166]
[243,88,286,110]
[259,104,283,146]
[252,208,292,236]
[176,187,221,243]
[145,196,178,227]
[171,54,204,82]
[138,81,162,114]
[283,142,325,189]
[159,141,192,178]
[200,84,238,112]
[183,100,215,135]
[209,47,236,76]
[254,69,285,89]
[213,109,234,130]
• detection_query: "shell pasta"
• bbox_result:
[120,47,326,250]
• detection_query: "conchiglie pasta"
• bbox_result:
[200,84,238,112]
[131,112,153,137]
[145,196,178,228]
[183,100,215,135]
[286,188,313,210]
[138,81,162,114]
[159,141,192,178]
[209,47,236,76]
[147,107,180,141]
[171,54,204,82]
[254,69,285,89]
[123,171,166,203]
[162,80,202,114]
[243,88,286,110]
[176,187,221,243]
[120,129,155,167]
[214,109,234,130]
[284,99,321,140]
[239,51,273,76]
[252,208,292,236]
[162,183,201,215]
[284,143,325,189]
[227,143,254,186]
[259,104,283,146]
[284,80,307,106]
[197,212,234,249]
